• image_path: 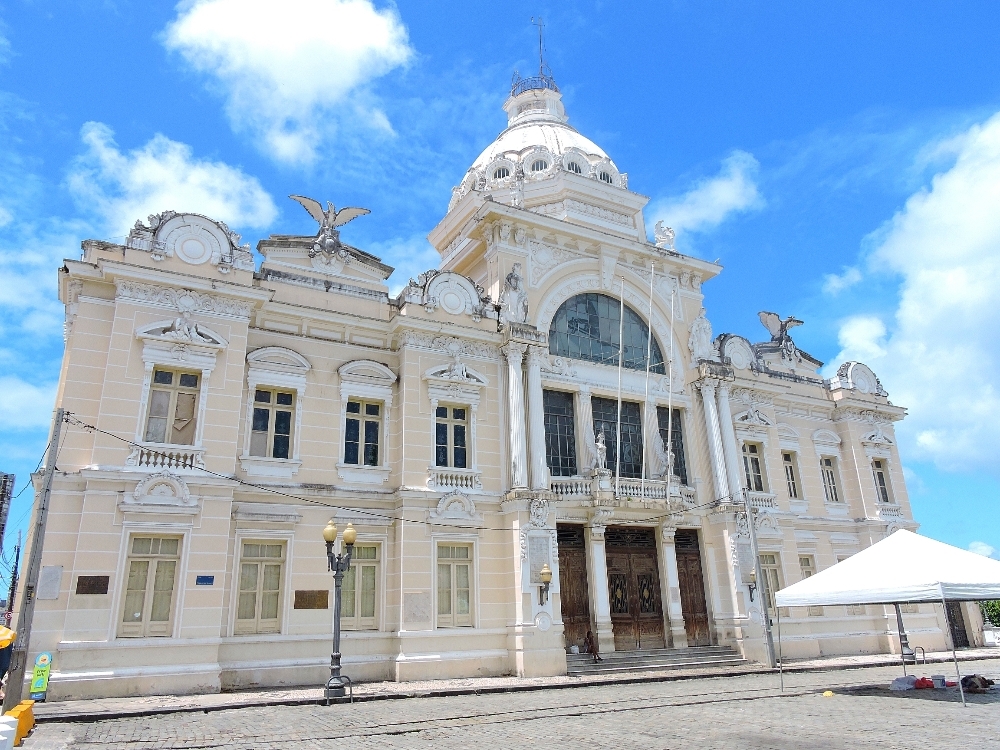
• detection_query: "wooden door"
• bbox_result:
[674,529,711,646]
[605,527,666,651]
[557,525,592,650]
[945,601,970,648]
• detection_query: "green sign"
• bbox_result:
[29,652,52,701]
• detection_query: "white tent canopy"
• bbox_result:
[775,529,1000,608]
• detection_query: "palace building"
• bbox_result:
[24,72,979,699]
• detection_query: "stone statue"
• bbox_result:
[595,429,608,471]
[443,354,469,380]
[758,311,803,363]
[688,308,715,361]
[500,262,529,323]
[162,312,212,343]
[653,221,675,250]
[290,195,370,261]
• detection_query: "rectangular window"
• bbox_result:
[758,553,782,613]
[742,442,765,492]
[543,390,577,477]
[344,400,381,466]
[250,388,295,459]
[783,452,799,499]
[872,460,893,503]
[119,536,181,637]
[799,556,823,616]
[235,541,285,635]
[341,544,379,630]
[144,369,199,445]
[591,397,644,478]
[435,406,468,469]
[437,544,472,627]
[656,407,688,485]
[821,457,841,503]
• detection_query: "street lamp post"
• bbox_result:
[323,519,356,703]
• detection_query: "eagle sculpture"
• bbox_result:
[758,311,803,343]
[289,195,370,261]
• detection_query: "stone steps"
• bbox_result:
[566,646,746,676]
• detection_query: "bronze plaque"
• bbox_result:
[75,575,109,595]
[293,590,329,610]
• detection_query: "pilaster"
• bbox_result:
[658,523,689,648]
[716,384,744,504]
[698,381,730,504]
[502,341,529,489]
[586,510,615,654]
[526,346,549,490]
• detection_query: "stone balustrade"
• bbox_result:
[427,467,483,491]
[126,444,206,471]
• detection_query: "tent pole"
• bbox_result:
[895,603,906,677]
[776,604,784,692]
[940,587,965,707]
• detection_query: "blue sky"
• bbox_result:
[1,0,999,583]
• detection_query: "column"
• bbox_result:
[586,516,615,654]
[716,384,744,503]
[698,382,730,504]
[502,342,528,489]
[575,386,596,474]
[659,524,688,648]
[525,346,549,490]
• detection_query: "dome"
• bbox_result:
[449,75,626,210]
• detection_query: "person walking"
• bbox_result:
[583,630,603,663]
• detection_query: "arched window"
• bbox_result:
[549,293,665,373]
[566,161,583,175]
[493,166,511,180]
[530,159,549,172]
[599,171,614,184]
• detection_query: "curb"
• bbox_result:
[33,651,1000,724]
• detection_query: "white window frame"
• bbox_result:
[340,541,382,631]
[423,361,486,491]
[432,535,479,629]
[758,552,783,613]
[228,528,294,637]
[234,538,287,635]
[741,441,768,492]
[337,361,396,485]
[820,455,842,504]
[434,404,470,469]
[782,451,800,500]
[112,524,191,640]
[240,347,309,478]
[871,459,895,504]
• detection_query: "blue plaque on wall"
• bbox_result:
[196,575,215,586]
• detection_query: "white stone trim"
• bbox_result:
[337,360,396,484]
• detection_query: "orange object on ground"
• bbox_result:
[913,677,934,689]
[6,700,35,746]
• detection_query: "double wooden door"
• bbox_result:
[674,529,711,646]
[557,525,593,650]
[945,601,970,648]
[605,527,666,651]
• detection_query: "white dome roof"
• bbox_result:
[472,120,608,169]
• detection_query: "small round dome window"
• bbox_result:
[567,161,583,175]
[493,166,511,180]
[530,159,549,172]
[599,171,614,184]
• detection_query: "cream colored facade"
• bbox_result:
[20,75,980,700]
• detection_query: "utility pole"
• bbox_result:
[4,408,64,711]
[0,473,14,550]
[5,531,21,625]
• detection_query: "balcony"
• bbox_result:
[126,443,206,471]
[548,476,697,506]
[745,491,778,511]
[875,502,903,521]
[550,477,591,497]
[427,467,483,492]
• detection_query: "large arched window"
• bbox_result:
[548,293,665,373]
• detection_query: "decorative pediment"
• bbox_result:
[136,318,227,348]
[861,424,893,446]
[339,359,397,387]
[123,471,199,515]
[429,491,482,523]
[423,360,488,386]
[776,422,800,449]
[718,334,756,371]
[246,347,311,387]
[126,211,254,274]
[812,428,843,450]
[400,269,491,321]
[734,406,774,427]
[830,361,888,397]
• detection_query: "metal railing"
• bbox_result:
[511,74,559,97]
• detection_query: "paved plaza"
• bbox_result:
[21,659,1000,749]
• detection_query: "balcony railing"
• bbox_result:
[126,444,205,471]
[550,477,591,497]
[428,467,483,491]
[511,74,559,97]
[745,491,778,511]
[875,502,903,521]
[549,476,697,505]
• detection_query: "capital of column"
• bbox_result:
[698,379,718,398]
[526,345,548,368]
[502,341,527,365]
[660,521,677,541]
[716,382,731,399]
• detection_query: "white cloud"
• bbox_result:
[368,234,442,296]
[969,541,998,559]
[831,111,1000,473]
[0,376,57,430]
[650,151,763,238]
[163,0,412,164]
[823,266,862,294]
[67,122,277,238]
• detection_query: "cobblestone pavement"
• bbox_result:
[23,659,1000,749]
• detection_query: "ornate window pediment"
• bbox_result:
[428,491,482,524]
[813,428,843,453]
[136,318,228,348]
[339,359,397,388]
[121,471,199,515]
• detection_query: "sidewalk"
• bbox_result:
[30,646,999,723]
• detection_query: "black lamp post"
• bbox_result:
[323,519,356,703]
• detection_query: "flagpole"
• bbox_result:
[666,287,676,479]
[615,276,625,498]
[641,263,654,499]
